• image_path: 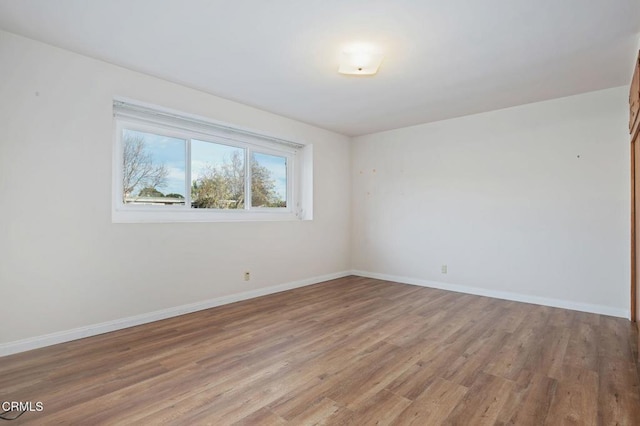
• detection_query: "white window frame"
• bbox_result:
[112,99,313,223]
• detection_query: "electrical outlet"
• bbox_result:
[441,264,448,274]
[244,271,251,281]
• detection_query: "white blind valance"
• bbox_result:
[113,100,304,151]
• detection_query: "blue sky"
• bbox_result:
[125,130,287,200]
[125,129,186,196]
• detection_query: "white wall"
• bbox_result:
[351,87,630,316]
[0,31,351,346]
[0,29,633,353]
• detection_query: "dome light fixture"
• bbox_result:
[338,43,384,76]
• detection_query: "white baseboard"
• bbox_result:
[3,269,628,357]
[0,271,351,357]
[351,270,629,319]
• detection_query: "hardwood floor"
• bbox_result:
[1,276,639,424]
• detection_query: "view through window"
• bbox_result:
[113,100,308,222]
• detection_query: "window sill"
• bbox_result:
[112,208,308,223]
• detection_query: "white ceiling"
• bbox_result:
[1,1,639,136]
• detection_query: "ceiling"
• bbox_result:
[0,1,639,136]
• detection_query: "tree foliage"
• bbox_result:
[250,157,282,208]
[138,187,165,198]
[191,151,284,209]
[165,193,185,199]
[122,133,168,198]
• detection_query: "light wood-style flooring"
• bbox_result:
[1,276,640,424]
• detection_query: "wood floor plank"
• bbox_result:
[597,355,640,425]
[483,325,538,381]
[545,366,599,426]
[562,322,598,372]
[442,372,515,425]
[232,406,287,426]
[598,316,635,360]
[393,377,468,425]
[525,325,571,380]
[268,376,341,421]
[286,397,342,425]
[324,338,426,410]
[1,276,639,425]
[326,390,411,425]
[495,369,557,426]
[385,346,459,400]
[442,328,510,387]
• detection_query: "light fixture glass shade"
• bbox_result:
[338,44,383,75]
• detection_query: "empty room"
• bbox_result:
[1,0,640,424]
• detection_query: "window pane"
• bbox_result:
[122,129,186,205]
[251,152,287,208]
[191,139,245,209]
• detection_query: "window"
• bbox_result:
[112,100,312,222]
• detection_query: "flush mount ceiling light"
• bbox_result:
[338,43,384,76]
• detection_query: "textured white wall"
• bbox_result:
[351,87,630,315]
[0,31,351,343]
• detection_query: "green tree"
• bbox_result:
[138,187,165,198]
[191,151,283,209]
[192,151,244,209]
[165,193,185,199]
[250,158,281,207]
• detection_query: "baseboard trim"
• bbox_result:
[0,271,351,357]
[351,270,629,319]
[4,270,627,357]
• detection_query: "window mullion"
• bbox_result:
[185,139,192,209]
[288,152,294,212]
[245,148,251,211]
